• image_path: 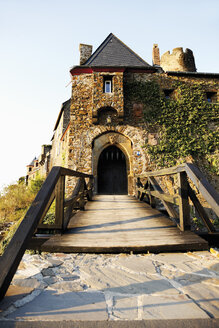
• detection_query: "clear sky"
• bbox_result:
[0,0,218,190]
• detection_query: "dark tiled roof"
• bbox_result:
[54,99,71,132]
[84,33,151,67]
[28,157,37,166]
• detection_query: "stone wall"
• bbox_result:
[161,48,196,72]
[152,44,160,66]
[79,44,93,65]
[61,69,219,195]
[66,71,154,194]
[50,109,70,169]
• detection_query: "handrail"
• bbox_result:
[0,166,94,300]
[185,163,219,217]
[136,163,218,233]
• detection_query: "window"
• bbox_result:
[163,89,174,99]
[103,76,113,93]
[206,92,217,103]
[105,80,112,93]
[29,167,32,172]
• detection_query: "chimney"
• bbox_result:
[152,44,160,66]
[79,44,93,65]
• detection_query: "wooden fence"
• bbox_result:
[136,163,219,232]
[0,166,93,300]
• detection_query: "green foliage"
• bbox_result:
[0,182,34,226]
[43,200,55,225]
[0,218,23,255]
[0,176,45,255]
[126,79,219,168]
[30,175,45,194]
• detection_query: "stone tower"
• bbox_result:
[160,47,196,72]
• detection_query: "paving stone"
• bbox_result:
[173,273,209,286]
[141,294,209,319]
[154,253,193,265]
[112,295,138,319]
[182,282,219,318]
[7,291,108,321]
[43,277,59,285]
[114,255,157,275]
[80,265,178,295]
[41,268,56,277]
[17,262,27,271]
[0,285,34,313]
[59,274,80,281]
[3,251,219,322]
[12,278,46,290]
[46,258,63,267]
[14,264,42,278]
[47,281,85,292]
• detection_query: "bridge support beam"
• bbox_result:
[178,172,190,231]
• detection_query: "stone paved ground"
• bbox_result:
[0,250,219,323]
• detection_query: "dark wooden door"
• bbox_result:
[98,146,127,194]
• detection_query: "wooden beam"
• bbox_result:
[78,178,85,210]
[178,172,190,231]
[136,187,179,205]
[55,175,65,231]
[87,176,94,201]
[64,195,80,208]
[148,176,179,219]
[188,185,216,233]
[137,164,186,178]
[63,178,83,230]
[60,167,92,178]
[185,163,219,217]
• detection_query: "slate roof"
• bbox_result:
[83,33,151,67]
[54,99,71,132]
[28,157,37,166]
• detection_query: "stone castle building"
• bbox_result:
[26,33,219,195]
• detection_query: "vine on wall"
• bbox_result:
[125,79,219,170]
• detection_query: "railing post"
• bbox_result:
[136,177,142,200]
[55,175,65,231]
[78,177,85,210]
[148,181,156,208]
[178,172,190,231]
[87,176,94,201]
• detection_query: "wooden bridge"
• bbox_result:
[0,163,218,300]
[34,193,208,253]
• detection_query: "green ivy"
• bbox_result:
[125,79,219,168]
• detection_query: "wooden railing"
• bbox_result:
[136,163,219,233]
[0,166,93,300]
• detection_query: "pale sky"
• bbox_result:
[0,0,218,190]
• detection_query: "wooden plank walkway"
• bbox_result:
[41,195,208,253]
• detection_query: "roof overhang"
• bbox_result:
[70,66,157,76]
[54,99,71,131]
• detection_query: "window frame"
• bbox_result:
[103,75,113,94]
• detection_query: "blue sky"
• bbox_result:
[0,0,218,190]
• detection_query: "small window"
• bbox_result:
[103,76,113,93]
[206,92,217,103]
[105,80,112,93]
[29,167,32,172]
[163,89,174,99]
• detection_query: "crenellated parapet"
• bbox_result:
[160,47,196,72]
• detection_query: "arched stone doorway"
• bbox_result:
[92,131,134,195]
[98,145,127,194]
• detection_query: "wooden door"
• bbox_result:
[98,146,127,194]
